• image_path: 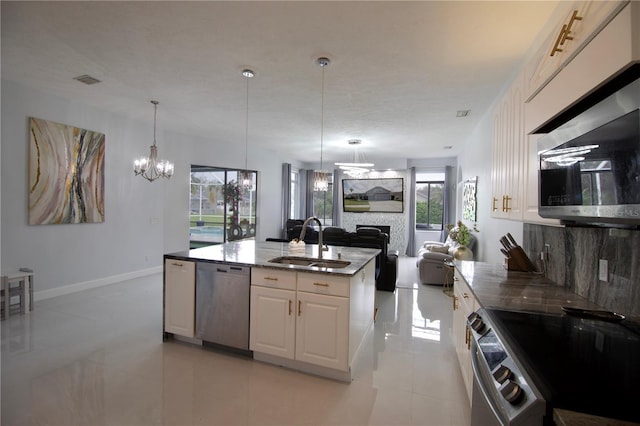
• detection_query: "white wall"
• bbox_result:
[1,80,284,298]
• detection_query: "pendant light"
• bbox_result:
[133,100,174,182]
[335,139,374,177]
[313,57,330,192]
[240,68,255,191]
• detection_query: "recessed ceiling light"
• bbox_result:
[456,110,471,117]
[73,74,101,85]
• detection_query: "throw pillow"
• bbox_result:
[426,244,450,254]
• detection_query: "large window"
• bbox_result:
[189,165,257,248]
[290,169,299,219]
[416,173,444,231]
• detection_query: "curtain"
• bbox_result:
[280,163,292,239]
[441,165,454,241]
[304,169,315,218]
[405,167,417,256]
[332,168,342,227]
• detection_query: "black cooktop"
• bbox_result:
[486,308,640,423]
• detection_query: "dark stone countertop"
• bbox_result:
[454,261,603,314]
[165,239,380,277]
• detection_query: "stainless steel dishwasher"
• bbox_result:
[195,262,250,351]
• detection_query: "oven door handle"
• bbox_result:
[470,343,508,425]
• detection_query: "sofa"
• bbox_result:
[285,221,398,292]
[416,231,476,285]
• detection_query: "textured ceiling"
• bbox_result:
[1,1,558,166]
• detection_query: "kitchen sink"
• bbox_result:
[268,256,351,269]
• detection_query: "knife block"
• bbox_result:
[504,246,536,272]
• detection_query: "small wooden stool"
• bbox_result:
[1,271,34,320]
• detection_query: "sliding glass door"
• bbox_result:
[190,165,257,248]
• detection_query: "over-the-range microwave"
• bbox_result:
[537,73,640,226]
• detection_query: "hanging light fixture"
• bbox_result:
[313,57,330,192]
[240,68,255,191]
[335,139,375,177]
[133,100,174,182]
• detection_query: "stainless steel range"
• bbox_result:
[468,307,640,425]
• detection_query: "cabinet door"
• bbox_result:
[164,259,196,338]
[452,271,475,403]
[250,285,296,359]
[295,292,349,371]
[525,1,627,102]
[491,71,525,220]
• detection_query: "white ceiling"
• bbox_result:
[1,1,559,166]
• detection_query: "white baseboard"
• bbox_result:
[34,266,163,301]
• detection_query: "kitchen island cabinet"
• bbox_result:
[163,259,195,338]
[250,260,375,381]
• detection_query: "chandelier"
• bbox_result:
[240,69,255,191]
[133,100,174,182]
[335,139,374,177]
[313,57,330,192]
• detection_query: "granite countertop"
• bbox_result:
[454,261,603,315]
[165,239,380,277]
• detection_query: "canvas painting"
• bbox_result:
[463,177,477,221]
[29,117,105,224]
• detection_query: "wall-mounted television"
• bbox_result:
[342,178,404,213]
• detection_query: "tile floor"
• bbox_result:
[1,257,470,425]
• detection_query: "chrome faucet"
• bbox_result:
[298,216,327,259]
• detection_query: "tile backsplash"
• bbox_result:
[524,224,640,318]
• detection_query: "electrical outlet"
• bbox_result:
[599,259,609,282]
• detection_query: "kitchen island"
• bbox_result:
[163,240,380,382]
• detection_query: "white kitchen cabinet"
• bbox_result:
[491,70,525,220]
[250,260,375,381]
[452,269,476,404]
[250,285,296,359]
[526,1,638,133]
[295,290,349,370]
[525,1,628,103]
[250,268,296,358]
[164,259,196,338]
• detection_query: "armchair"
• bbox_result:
[416,230,476,285]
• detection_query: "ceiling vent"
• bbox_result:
[456,110,471,117]
[73,74,102,85]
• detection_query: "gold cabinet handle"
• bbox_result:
[171,262,183,267]
[503,195,512,212]
[463,292,469,299]
[453,296,459,311]
[562,10,583,44]
[492,197,498,212]
[289,300,292,316]
[298,300,302,316]
[313,282,329,287]
[264,277,278,281]
[550,23,568,56]
[466,326,471,350]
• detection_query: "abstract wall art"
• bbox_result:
[29,117,105,224]
[462,177,477,222]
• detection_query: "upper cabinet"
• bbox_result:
[526,1,639,134]
[491,70,525,220]
[525,1,629,104]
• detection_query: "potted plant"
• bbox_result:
[446,220,478,260]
